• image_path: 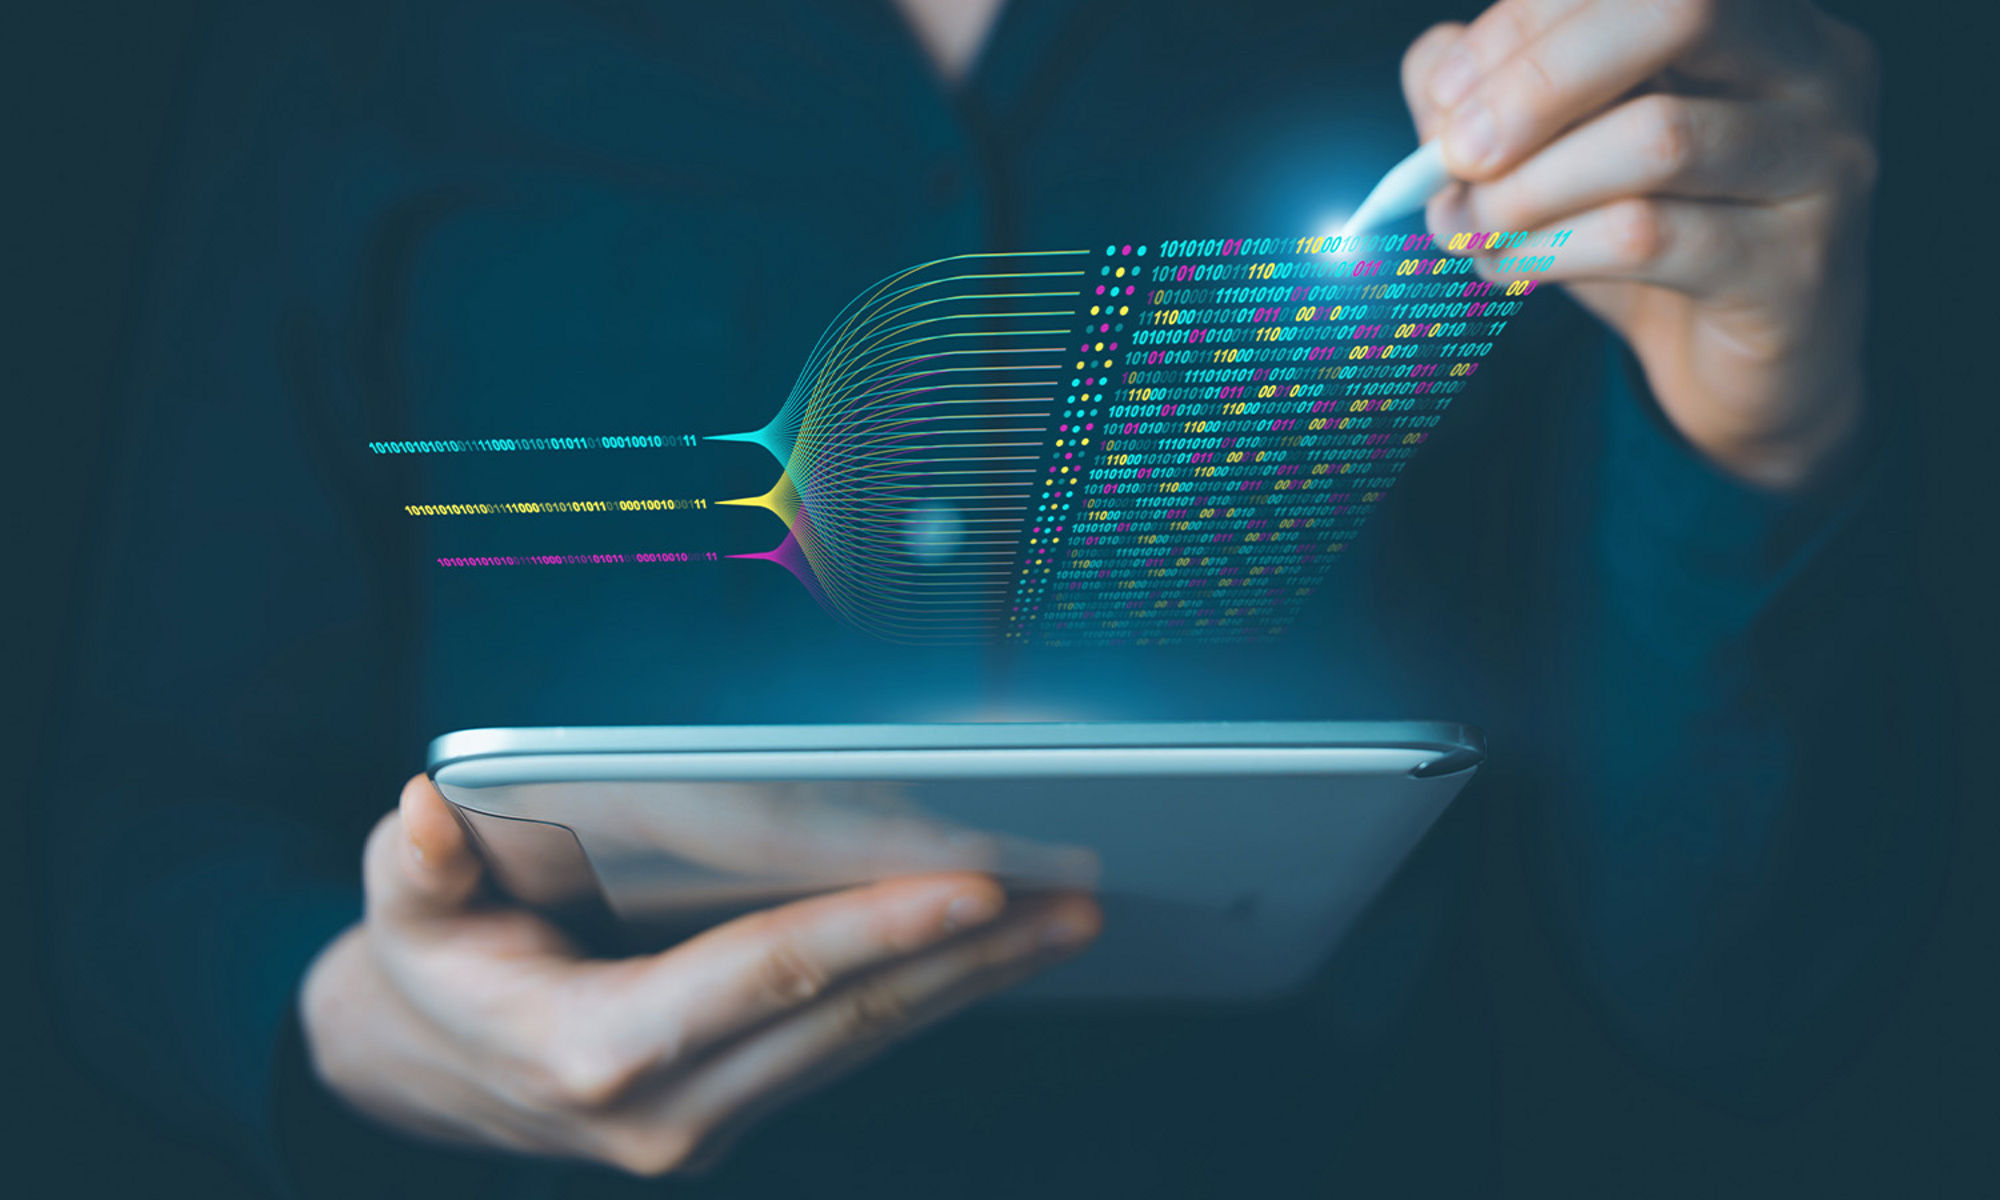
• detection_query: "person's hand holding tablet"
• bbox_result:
[1402,0,1880,490]
[299,776,1100,1176]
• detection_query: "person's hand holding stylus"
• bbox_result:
[1383,0,1880,491]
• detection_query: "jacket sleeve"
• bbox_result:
[1515,325,1950,1112]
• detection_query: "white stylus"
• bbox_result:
[1339,141,1452,239]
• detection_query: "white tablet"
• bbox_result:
[428,721,1483,1002]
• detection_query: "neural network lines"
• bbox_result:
[375,232,1563,647]
[711,250,1091,644]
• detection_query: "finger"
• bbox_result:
[584,872,1010,1069]
[1438,0,1729,179]
[629,893,1103,1171]
[1454,94,1831,233]
[1460,197,1779,299]
[1422,0,1590,112]
[1401,22,1469,140]
[363,776,485,923]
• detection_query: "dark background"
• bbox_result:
[7,2,1992,1194]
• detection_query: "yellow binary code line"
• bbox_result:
[404,499,712,516]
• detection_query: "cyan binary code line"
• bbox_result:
[368,434,700,454]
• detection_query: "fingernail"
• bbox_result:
[1041,911,1097,950]
[1448,100,1500,171]
[1428,46,1478,110]
[943,890,1002,932]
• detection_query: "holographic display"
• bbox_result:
[375,231,1565,645]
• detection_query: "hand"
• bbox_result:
[1400,0,1880,490]
[299,776,1100,1176]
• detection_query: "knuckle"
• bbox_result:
[538,1034,641,1110]
[1647,0,1718,46]
[758,928,831,1004]
[837,981,915,1043]
[1609,199,1666,268]
[1492,4,1538,58]
[550,1058,632,1110]
[1480,56,1558,148]
[1500,51,1560,112]
[1636,95,1695,178]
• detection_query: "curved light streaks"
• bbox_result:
[389,233,1555,646]
[714,250,1090,644]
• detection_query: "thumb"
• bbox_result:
[364,774,486,922]
[1400,22,1467,142]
